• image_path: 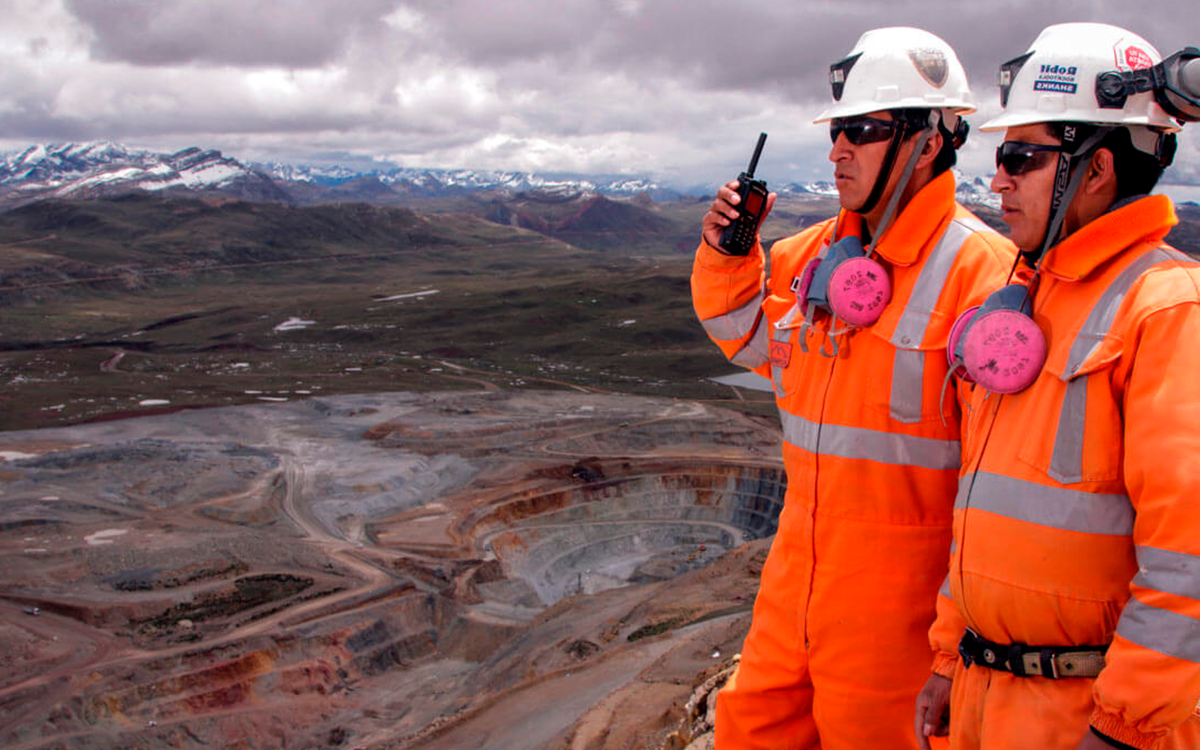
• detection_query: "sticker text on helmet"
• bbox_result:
[1033,63,1078,95]
[1113,39,1154,72]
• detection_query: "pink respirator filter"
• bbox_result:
[960,308,1046,394]
[827,256,891,327]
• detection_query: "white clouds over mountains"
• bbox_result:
[1,0,1197,188]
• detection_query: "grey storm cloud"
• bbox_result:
[66,0,401,67]
[0,0,1195,186]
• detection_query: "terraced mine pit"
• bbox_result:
[0,391,784,750]
[469,463,783,606]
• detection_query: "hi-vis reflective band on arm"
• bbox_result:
[1117,598,1200,664]
[1123,547,1200,661]
[700,289,765,342]
[939,538,958,598]
[699,288,770,369]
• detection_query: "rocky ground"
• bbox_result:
[0,390,783,750]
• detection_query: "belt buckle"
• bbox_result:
[1040,649,1060,679]
[958,633,975,668]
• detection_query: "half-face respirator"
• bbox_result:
[795,235,892,327]
[947,282,1046,394]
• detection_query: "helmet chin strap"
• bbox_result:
[866,110,939,251]
[1028,125,1114,263]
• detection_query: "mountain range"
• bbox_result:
[0,141,1005,210]
[0,142,675,209]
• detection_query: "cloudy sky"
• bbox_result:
[1,0,1197,188]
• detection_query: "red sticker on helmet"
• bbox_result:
[1125,46,1153,71]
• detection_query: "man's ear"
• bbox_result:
[1086,147,1118,194]
[916,129,943,169]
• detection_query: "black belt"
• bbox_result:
[958,629,1107,679]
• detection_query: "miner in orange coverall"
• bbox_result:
[692,27,1016,750]
[914,23,1200,750]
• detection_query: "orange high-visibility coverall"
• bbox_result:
[929,195,1200,749]
[692,170,1015,749]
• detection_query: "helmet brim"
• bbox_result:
[814,99,975,124]
[979,111,1181,133]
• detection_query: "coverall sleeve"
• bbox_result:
[928,229,1016,679]
[691,237,772,377]
[1090,300,1200,748]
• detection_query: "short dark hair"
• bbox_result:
[895,108,958,176]
[1046,122,1165,199]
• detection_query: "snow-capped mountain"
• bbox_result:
[778,180,839,197]
[256,160,665,198]
[0,142,288,204]
[953,171,1001,209]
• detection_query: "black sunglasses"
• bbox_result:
[995,141,1064,176]
[830,116,900,146]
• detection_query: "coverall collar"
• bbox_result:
[1038,194,1179,282]
[835,170,957,267]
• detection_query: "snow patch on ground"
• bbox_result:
[84,528,129,546]
[274,318,316,332]
[377,289,440,302]
[139,399,171,406]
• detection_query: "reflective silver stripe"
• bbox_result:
[1133,545,1200,601]
[700,290,765,342]
[939,574,952,598]
[887,217,992,424]
[1117,597,1200,664]
[780,409,960,470]
[890,349,926,424]
[1048,376,1088,484]
[731,323,770,368]
[890,216,991,348]
[1062,247,1192,380]
[956,471,1132,535]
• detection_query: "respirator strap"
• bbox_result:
[870,110,939,253]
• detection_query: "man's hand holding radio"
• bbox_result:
[702,180,776,254]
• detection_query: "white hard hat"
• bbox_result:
[980,22,1180,133]
[813,27,975,123]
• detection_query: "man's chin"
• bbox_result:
[1006,221,1045,255]
[836,191,865,213]
[1014,231,1046,255]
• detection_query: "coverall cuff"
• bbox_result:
[1089,708,1164,750]
[1089,727,1139,750]
[695,238,761,271]
[931,650,959,680]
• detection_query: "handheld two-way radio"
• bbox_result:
[718,132,769,256]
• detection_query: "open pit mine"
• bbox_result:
[0,390,784,749]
